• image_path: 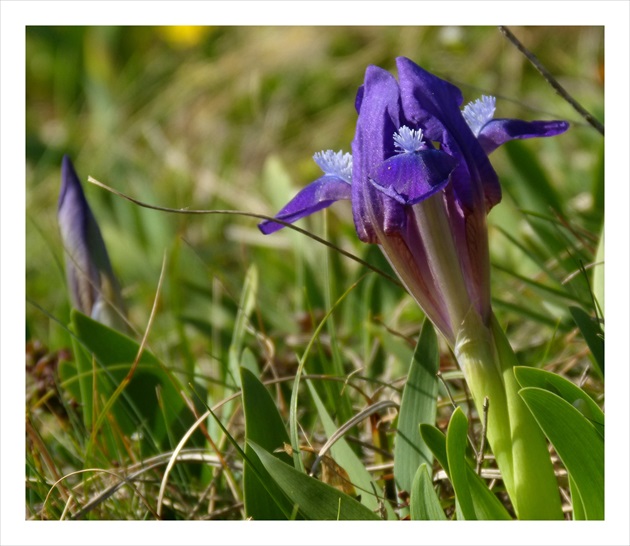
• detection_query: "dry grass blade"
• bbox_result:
[62,451,230,520]
[309,399,399,478]
[157,411,211,518]
[43,467,151,520]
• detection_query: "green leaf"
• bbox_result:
[65,310,189,452]
[569,306,604,378]
[446,407,477,520]
[240,347,260,377]
[410,463,446,520]
[569,475,586,520]
[519,387,604,520]
[248,442,381,520]
[240,367,295,520]
[514,366,604,438]
[307,381,392,518]
[419,424,448,475]
[394,319,439,496]
[421,417,512,521]
[465,470,512,520]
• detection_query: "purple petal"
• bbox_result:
[367,182,407,236]
[351,65,403,242]
[396,57,464,143]
[369,149,456,205]
[257,175,351,234]
[477,119,570,154]
[355,84,364,114]
[396,57,501,212]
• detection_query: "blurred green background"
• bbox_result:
[26,25,603,339]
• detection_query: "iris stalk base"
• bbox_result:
[454,311,563,520]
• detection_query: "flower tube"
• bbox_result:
[259,57,568,519]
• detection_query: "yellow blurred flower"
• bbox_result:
[158,26,213,49]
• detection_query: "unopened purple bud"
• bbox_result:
[58,155,126,329]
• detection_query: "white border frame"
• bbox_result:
[3,2,628,545]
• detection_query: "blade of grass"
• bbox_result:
[393,319,439,497]
[569,475,586,520]
[493,262,589,307]
[569,306,604,379]
[503,140,564,214]
[288,275,367,472]
[494,225,559,281]
[227,264,258,388]
[491,297,569,329]
[322,211,355,426]
[82,252,167,460]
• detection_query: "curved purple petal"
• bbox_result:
[351,65,403,242]
[396,57,501,212]
[396,57,463,143]
[369,149,456,205]
[258,175,351,234]
[477,119,570,154]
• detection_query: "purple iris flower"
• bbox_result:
[58,155,126,329]
[259,57,568,344]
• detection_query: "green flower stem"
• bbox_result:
[490,313,564,520]
[454,311,515,503]
[411,193,471,335]
[454,310,563,520]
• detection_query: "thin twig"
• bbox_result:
[499,26,604,136]
[87,176,403,289]
[436,370,458,410]
[476,396,490,475]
